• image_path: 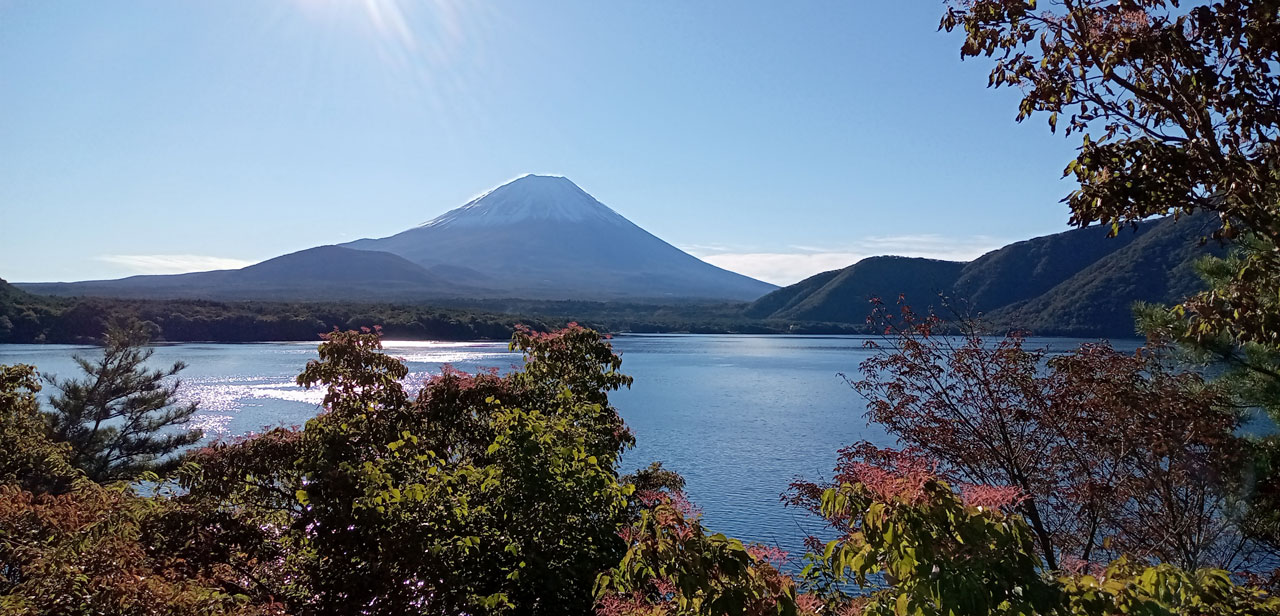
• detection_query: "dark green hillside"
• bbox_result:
[0,276,546,344]
[985,216,1221,336]
[0,277,66,343]
[764,257,966,323]
[20,297,545,343]
[0,278,25,303]
[741,269,841,318]
[744,215,1218,337]
[952,221,1159,312]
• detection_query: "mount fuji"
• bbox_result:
[340,174,776,300]
[19,175,776,303]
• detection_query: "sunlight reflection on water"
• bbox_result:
[187,413,233,436]
[382,339,512,365]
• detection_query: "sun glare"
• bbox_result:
[282,0,495,122]
[286,0,476,68]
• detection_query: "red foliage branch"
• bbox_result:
[793,297,1260,573]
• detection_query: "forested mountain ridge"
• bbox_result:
[0,278,29,304]
[0,277,65,343]
[746,257,967,323]
[740,269,842,319]
[950,222,1163,311]
[747,215,1220,337]
[983,215,1221,335]
[0,292,548,345]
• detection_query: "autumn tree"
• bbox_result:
[790,300,1258,572]
[941,0,1280,396]
[941,0,1280,367]
[0,365,273,614]
[44,319,202,482]
[942,0,1280,569]
[944,0,1280,420]
[596,488,807,616]
[800,449,1278,616]
[0,482,284,616]
[941,0,1279,242]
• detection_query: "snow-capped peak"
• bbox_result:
[419,174,632,229]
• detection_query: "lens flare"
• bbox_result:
[286,0,482,70]
[283,0,497,126]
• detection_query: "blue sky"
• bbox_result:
[1,1,1083,285]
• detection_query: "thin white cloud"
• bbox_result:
[786,244,836,253]
[96,254,256,276]
[856,234,1003,255]
[690,235,1007,286]
[701,252,867,286]
[678,242,738,254]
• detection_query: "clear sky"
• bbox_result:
[1,1,1085,286]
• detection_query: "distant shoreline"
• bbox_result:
[0,331,1148,348]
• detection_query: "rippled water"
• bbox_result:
[0,334,1130,558]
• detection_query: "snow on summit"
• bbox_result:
[420,174,632,229]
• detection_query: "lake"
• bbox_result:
[0,334,1129,559]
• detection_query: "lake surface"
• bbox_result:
[0,334,1131,559]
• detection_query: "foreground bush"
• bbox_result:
[4,324,1278,615]
[599,448,1280,615]
[1,325,647,615]
[0,366,272,615]
[806,453,1279,616]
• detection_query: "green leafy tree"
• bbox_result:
[170,324,643,615]
[44,320,202,482]
[0,364,78,495]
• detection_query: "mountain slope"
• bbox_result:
[742,269,842,318]
[745,215,1218,336]
[0,277,64,343]
[952,220,1161,312]
[984,216,1221,335]
[342,174,776,301]
[20,246,478,301]
[765,257,966,323]
[0,278,29,304]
